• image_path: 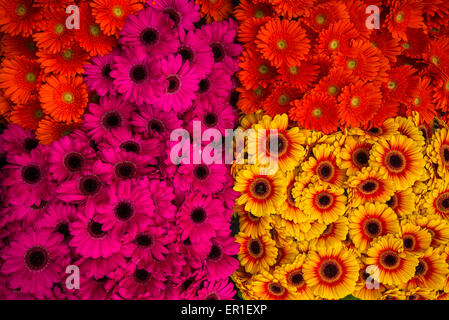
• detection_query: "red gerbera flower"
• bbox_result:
[1,34,37,59]
[271,0,314,19]
[278,60,319,91]
[238,48,278,90]
[37,44,90,77]
[262,83,301,117]
[234,0,274,22]
[386,0,424,41]
[317,20,359,56]
[236,85,272,115]
[408,77,436,124]
[382,65,419,105]
[370,30,401,63]
[0,0,44,36]
[10,98,44,130]
[316,67,353,98]
[307,0,350,33]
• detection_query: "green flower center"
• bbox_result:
[278,94,289,105]
[414,97,422,106]
[254,87,263,97]
[388,81,397,90]
[329,39,339,50]
[347,59,357,70]
[431,56,440,66]
[25,72,36,83]
[62,49,73,59]
[16,4,26,16]
[258,65,269,75]
[289,66,298,75]
[328,85,338,96]
[312,108,322,118]
[445,81,449,92]
[55,23,65,35]
[63,92,75,104]
[89,24,101,37]
[351,97,361,107]
[316,14,326,25]
[34,109,43,119]
[402,42,410,50]
[277,40,287,50]
[112,6,124,17]
[395,12,405,23]
[61,130,72,137]
[254,9,264,19]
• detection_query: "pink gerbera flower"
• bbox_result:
[195,280,236,300]
[119,7,179,58]
[195,64,232,106]
[48,135,96,182]
[215,174,240,210]
[131,105,183,139]
[193,100,237,135]
[0,124,39,157]
[0,229,70,299]
[178,235,212,269]
[148,178,177,223]
[82,96,134,143]
[178,30,214,78]
[84,49,119,96]
[153,54,200,113]
[77,253,126,280]
[8,199,50,227]
[69,207,121,259]
[37,201,76,242]
[177,194,226,242]
[56,170,108,205]
[2,148,52,207]
[110,49,164,105]
[152,0,200,32]
[200,20,243,74]
[96,179,155,237]
[206,235,239,281]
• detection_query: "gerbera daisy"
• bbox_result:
[35,117,80,145]
[193,100,237,136]
[39,75,88,123]
[0,229,69,298]
[236,232,277,274]
[115,263,166,299]
[195,64,232,106]
[178,29,214,78]
[37,201,76,242]
[0,57,40,104]
[300,183,346,225]
[410,214,449,248]
[131,105,182,139]
[349,118,399,143]
[75,3,116,56]
[370,135,425,191]
[196,0,233,23]
[249,114,306,172]
[276,254,315,299]
[307,0,350,33]
[236,85,272,115]
[1,35,37,59]
[317,20,359,57]
[236,204,272,238]
[425,179,449,218]
[279,171,308,224]
[153,0,200,32]
[271,0,313,19]
[400,221,432,254]
[348,202,400,252]
[37,44,90,77]
[84,49,119,97]
[433,77,449,112]
[175,160,228,195]
[302,143,346,187]
[309,216,349,251]
[261,84,301,118]
[195,280,235,300]
[352,262,387,300]
[237,16,270,47]
[206,235,239,281]
[290,92,339,134]
[408,77,436,124]
[90,0,144,36]
[238,48,278,90]
[303,246,359,300]
[119,7,179,57]
[338,80,382,128]
[370,30,401,63]
[428,128,449,178]
[10,99,44,130]
[394,116,426,152]
[386,0,424,41]
[401,28,429,59]
[110,49,164,105]
[337,136,373,176]
[249,271,297,300]
[279,60,319,92]
[0,0,44,36]
[153,54,200,112]
[347,167,395,208]
[255,18,310,68]
[405,248,448,291]
[365,234,419,286]
[315,67,353,99]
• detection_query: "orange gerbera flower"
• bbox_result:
[386,0,424,41]
[279,60,319,91]
[238,48,278,90]
[37,44,90,77]
[426,37,449,75]
[344,0,374,39]
[370,30,401,63]
[75,3,116,56]
[234,0,274,22]
[315,67,353,98]
[400,222,432,255]
[290,92,339,134]
[382,65,418,105]
[0,92,13,117]
[433,77,449,112]
[317,20,359,57]
[32,9,75,54]
[261,83,300,117]
[237,17,270,48]
[408,77,436,124]
[0,57,40,104]
[335,39,383,82]
[90,0,144,36]
[196,0,233,23]
[255,18,310,68]
[271,0,314,19]
[387,188,415,218]
[338,80,382,128]
[0,0,44,36]
[35,116,81,145]
[401,28,429,59]
[10,99,45,130]
[370,98,400,127]
[1,34,37,59]
[307,0,350,33]
[236,85,272,114]
[39,75,88,123]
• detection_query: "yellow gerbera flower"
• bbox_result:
[395,116,426,152]
[337,135,373,176]
[309,216,348,251]
[400,221,432,255]
[236,232,278,274]
[386,188,415,217]
[236,204,273,238]
[424,178,449,218]
[248,271,298,300]
[427,127,449,178]
[279,170,308,223]
[275,254,315,300]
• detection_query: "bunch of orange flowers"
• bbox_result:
[0,0,145,144]
[234,0,449,134]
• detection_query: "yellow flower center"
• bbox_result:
[316,14,326,25]
[395,12,405,23]
[347,59,357,70]
[289,66,298,75]
[112,6,124,17]
[258,65,269,75]
[328,85,338,96]
[254,9,264,19]
[351,97,361,107]
[431,55,440,66]
[89,24,101,37]
[414,97,422,106]
[329,39,339,50]
[402,42,410,50]
[63,92,75,104]
[54,23,65,35]
[15,4,26,16]
[62,49,73,59]
[277,40,287,50]
[445,81,449,92]
[312,108,322,118]
[25,72,36,83]
[388,81,397,90]
[278,94,289,105]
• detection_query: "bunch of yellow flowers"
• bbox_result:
[231,111,449,300]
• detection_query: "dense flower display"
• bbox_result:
[231,112,449,300]
[234,0,449,132]
[0,2,242,300]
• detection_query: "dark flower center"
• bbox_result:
[381,251,399,268]
[23,138,38,152]
[205,293,219,300]
[203,112,218,127]
[25,247,49,271]
[442,145,449,164]
[415,261,427,276]
[21,165,41,184]
[210,43,225,62]
[102,111,122,129]
[101,64,112,80]
[120,141,140,153]
[361,180,378,193]
[290,272,304,285]
[323,263,339,279]
[148,119,164,134]
[268,283,284,295]
[115,201,134,221]
[193,164,209,180]
[136,234,153,247]
[140,28,159,45]
[367,127,382,136]
[166,75,180,93]
[87,221,106,238]
[386,151,406,171]
[249,239,262,256]
[207,244,222,260]
[198,79,210,93]
[317,194,331,207]
[79,175,101,196]
[317,161,334,181]
[134,269,150,283]
[114,161,137,180]
[403,236,415,249]
[56,222,71,240]
[179,47,194,62]
[130,65,147,83]
[364,219,382,237]
[163,8,180,27]
[64,152,84,172]
[191,208,206,223]
[353,148,369,168]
